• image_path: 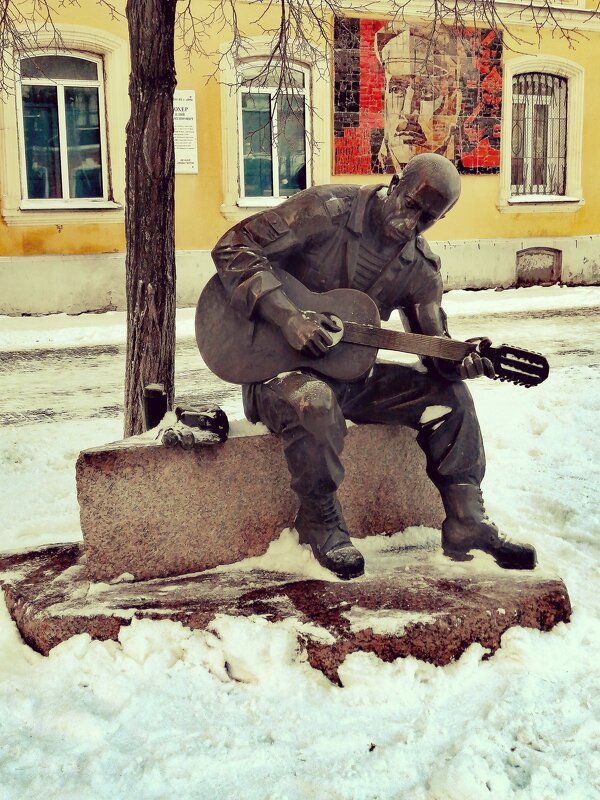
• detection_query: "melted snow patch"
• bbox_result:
[343,606,441,635]
[419,405,451,425]
[215,527,342,582]
[228,417,270,438]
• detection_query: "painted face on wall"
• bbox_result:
[375,29,460,171]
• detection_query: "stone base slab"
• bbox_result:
[0,543,571,684]
[76,425,445,582]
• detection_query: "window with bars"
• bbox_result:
[511,72,568,197]
[18,53,109,205]
[239,62,309,200]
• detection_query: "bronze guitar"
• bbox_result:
[195,269,549,388]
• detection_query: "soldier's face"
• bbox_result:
[380,32,458,169]
[381,172,455,244]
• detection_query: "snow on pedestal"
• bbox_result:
[0,536,571,684]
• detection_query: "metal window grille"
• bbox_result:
[511,72,568,197]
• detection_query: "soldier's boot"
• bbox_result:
[294,493,365,580]
[441,484,537,570]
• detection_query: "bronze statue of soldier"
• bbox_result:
[208,153,537,579]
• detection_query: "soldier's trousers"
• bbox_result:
[247,362,486,498]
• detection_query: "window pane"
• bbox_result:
[277,95,306,197]
[548,77,568,195]
[241,64,304,89]
[22,85,62,199]
[532,103,548,188]
[241,93,273,197]
[21,55,98,81]
[65,87,103,198]
[511,100,525,187]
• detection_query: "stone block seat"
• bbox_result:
[76,422,445,582]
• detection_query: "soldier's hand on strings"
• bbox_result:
[282,311,342,357]
[458,337,495,380]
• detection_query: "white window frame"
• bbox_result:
[238,61,310,203]
[17,52,110,208]
[0,25,128,226]
[498,55,584,213]
[219,37,330,221]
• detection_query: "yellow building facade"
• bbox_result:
[0,0,599,313]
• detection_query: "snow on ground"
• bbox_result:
[0,287,599,799]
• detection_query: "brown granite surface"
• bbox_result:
[77,425,445,581]
[0,543,571,685]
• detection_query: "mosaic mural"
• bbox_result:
[333,18,502,175]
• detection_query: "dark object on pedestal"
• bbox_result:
[142,383,168,431]
[175,404,229,442]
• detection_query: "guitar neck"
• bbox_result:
[342,321,474,362]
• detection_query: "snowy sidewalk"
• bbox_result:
[0,285,599,799]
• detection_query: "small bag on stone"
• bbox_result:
[175,405,229,442]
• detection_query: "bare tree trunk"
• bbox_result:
[124,0,177,437]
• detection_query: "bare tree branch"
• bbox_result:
[0,0,122,93]
[170,0,597,156]
[1,0,596,96]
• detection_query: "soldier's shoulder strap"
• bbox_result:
[308,186,357,223]
[415,235,441,272]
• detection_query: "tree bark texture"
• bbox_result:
[124,0,177,437]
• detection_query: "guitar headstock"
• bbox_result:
[480,343,549,388]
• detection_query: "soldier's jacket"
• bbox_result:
[211,184,460,389]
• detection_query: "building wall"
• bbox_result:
[1,2,599,313]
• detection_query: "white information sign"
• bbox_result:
[174,90,198,174]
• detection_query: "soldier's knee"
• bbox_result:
[294,379,343,433]
[420,381,476,432]
[443,380,476,412]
